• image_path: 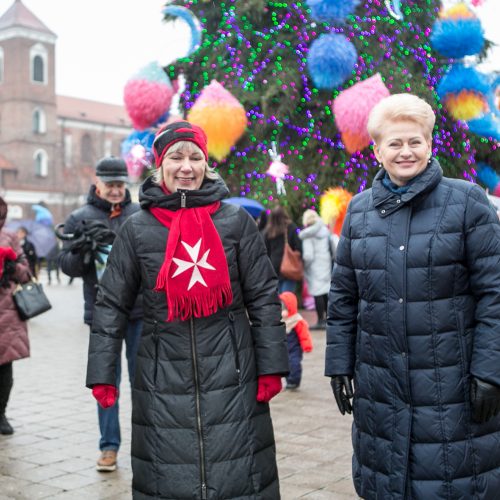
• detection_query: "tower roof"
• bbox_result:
[0,0,55,36]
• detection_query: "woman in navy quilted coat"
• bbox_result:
[325,93,500,499]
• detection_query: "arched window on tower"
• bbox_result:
[34,150,48,177]
[30,44,48,84]
[32,108,46,134]
[33,56,43,82]
[81,134,93,163]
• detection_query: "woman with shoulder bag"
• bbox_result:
[0,197,31,435]
[263,205,303,293]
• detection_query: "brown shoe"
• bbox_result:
[96,450,117,472]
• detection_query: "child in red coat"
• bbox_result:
[279,291,313,389]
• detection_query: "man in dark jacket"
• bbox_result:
[59,157,143,472]
[16,227,37,277]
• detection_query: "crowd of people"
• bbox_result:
[1,93,500,498]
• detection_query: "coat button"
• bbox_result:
[398,298,403,303]
[399,245,405,251]
[401,352,406,357]
[228,312,234,321]
[396,199,401,204]
[381,209,386,214]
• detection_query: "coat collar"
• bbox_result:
[87,185,132,213]
[372,159,443,217]
[139,175,229,210]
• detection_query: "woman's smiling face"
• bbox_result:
[161,143,206,192]
[374,119,432,186]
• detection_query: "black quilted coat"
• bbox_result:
[86,177,289,499]
[59,186,142,325]
[325,160,500,499]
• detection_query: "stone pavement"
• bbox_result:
[0,275,355,499]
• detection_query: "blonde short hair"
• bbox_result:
[302,209,320,227]
[153,140,219,185]
[367,93,435,143]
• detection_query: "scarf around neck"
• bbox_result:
[150,201,233,322]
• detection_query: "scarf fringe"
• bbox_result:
[166,283,233,322]
[155,260,170,291]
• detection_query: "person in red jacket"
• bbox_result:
[279,291,313,389]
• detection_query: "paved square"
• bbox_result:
[0,276,355,499]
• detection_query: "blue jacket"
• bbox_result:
[325,160,500,499]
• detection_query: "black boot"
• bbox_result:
[0,362,13,435]
[0,414,13,435]
[310,319,326,330]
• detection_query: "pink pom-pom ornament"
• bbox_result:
[333,73,390,153]
[123,62,175,131]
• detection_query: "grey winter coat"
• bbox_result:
[86,176,289,499]
[299,220,332,296]
[59,185,142,325]
[325,160,500,499]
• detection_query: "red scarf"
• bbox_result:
[150,203,233,321]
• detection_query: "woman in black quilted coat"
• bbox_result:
[325,94,500,499]
[86,121,289,499]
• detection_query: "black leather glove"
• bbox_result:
[80,220,116,244]
[69,221,115,267]
[471,377,500,424]
[330,375,354,415]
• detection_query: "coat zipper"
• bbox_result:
[190,317,207,499]
[228,314,241,379]
[180,190,187,208]
[402,205,412,496]
[152,320,159,384]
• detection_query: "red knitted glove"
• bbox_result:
[256,375,282,403]
[0,247,16,279]
[0,247,16,260]
[92,384,118,408]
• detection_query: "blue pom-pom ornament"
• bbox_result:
[307,34,357,90]
[306,0,360,23]
[431,17,484,59]
[437,64,489,99]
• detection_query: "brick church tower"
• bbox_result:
[0,0,131,222]
[0,0,59,193]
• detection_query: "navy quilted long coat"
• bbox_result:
[325,160,500,499]
[86,177,289,499]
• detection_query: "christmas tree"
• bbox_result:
[166,0,498,220]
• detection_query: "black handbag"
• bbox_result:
[12,280,52,320]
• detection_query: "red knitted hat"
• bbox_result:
[153,121,208,166]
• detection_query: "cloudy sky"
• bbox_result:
[0,0,497,105]
[0,0,191,104]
